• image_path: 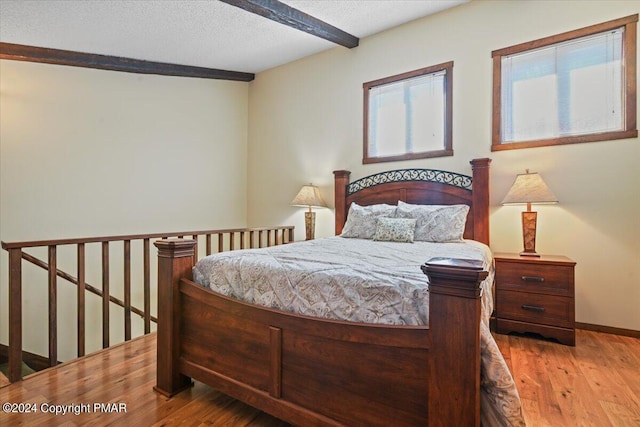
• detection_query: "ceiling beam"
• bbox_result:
[220,0,359,48]
[0,42,255,82]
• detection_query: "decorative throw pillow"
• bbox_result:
[341,203,397,239]
[396,202,469,242]
[373,217,417,243]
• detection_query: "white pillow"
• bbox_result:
[341,203,397,239]
[397,200,446,212]
[396,201,469,242]
[373,217,417,243]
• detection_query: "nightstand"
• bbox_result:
[494,253,576,346]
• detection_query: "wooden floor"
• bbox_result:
[495,330,640,427]
[0,330,638,426]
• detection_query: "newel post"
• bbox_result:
[153,238,197,397]
[8,247,23,382]
[422,260,488,427]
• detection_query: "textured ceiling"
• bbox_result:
[0,0,467,74]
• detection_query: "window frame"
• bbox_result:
[363,61,453,164]
[491,14,638,151]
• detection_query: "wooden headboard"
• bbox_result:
[333,158,491,245]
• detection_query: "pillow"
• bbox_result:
[341,203,397,239]
[396,202,469,242]
[397,201,444,210]
[373,217,417,243]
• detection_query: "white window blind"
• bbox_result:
[501,27,624,143]
[368,70,446,157]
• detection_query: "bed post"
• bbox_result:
[470,158,491,246]
[422,260,488,427]
[333,170,350,235]
[153,238,197,397]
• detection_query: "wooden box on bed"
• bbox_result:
[155,158,492,427]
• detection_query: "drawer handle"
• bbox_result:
[521,275,545,283]
[521,304,545,313]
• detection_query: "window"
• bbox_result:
[363,62,453,164]
[492,15,637,151]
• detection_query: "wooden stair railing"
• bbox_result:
[0,226,294,383]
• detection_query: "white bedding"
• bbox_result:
[193,237,525,426]
[194,237,492,325]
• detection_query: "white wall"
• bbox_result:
[0,60,249,358]
[1,1,638,363]
[247,0,640,331]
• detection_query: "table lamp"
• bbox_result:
[291,184,327,240]
[501,170,558,256]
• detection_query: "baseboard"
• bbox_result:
[576,322,640,339]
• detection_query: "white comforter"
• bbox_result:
[193,237,525,426]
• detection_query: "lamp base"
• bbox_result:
[521,211,539,256]
[519,250,541,257]
[304,211,316,240]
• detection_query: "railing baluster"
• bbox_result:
[124,240,131,341]
[77,243,85,357]
[8,248,23,382]
[48,246,58,367]
[143,238,151,334]
[102,242,109,348]
[192,235,198,264]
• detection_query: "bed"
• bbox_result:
[154,158,525,426]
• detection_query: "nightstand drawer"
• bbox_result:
[497,290,573,328]
[495,262,573,295]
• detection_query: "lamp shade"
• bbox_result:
[501,172,558,205]
[291,184,327,208]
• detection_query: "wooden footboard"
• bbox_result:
[155,239,487,427]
